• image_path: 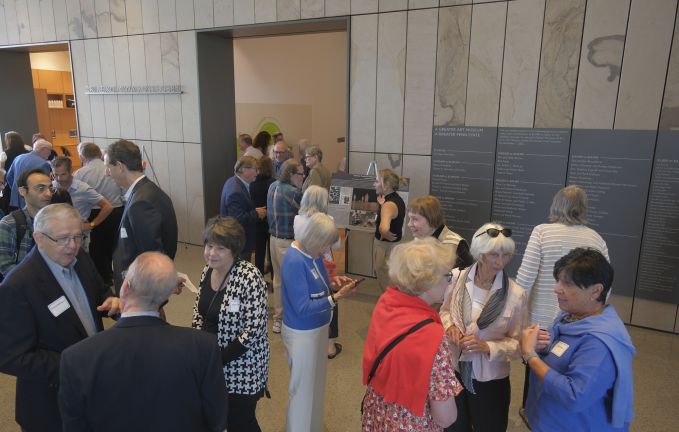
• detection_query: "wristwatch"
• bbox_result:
[522,351,538,365]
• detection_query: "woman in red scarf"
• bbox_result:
[362,237,463,431]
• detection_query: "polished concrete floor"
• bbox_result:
[1,243,678,431]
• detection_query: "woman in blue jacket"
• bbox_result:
[521,247,635,431]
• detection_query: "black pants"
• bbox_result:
[88,206,123,284]
[522,364,530,408]
[329,303,339,339]
[227,391,263,432]
[446,375,511,432]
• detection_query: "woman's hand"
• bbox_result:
[536,328,551,351]
[521,324,540,354]
[377,195,385,205]
[331,275,354,292]
[446,325,464,345]
[459,334,490,355]
[333,279,358,301]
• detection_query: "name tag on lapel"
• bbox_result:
[120,227,128,239]
[310,268,320,279]
[48,296,71,317]
[551,341,570,357]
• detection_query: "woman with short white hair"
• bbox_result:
[281,212,358,431]
[439,222,527,432]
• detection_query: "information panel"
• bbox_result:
[636,131,679,304]
[567,129,656,298]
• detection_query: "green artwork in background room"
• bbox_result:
[236,119,282,157]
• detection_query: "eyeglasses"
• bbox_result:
[40,232,86,246]
[475,228,512,239]
[444,271,453,283]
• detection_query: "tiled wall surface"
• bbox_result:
[1,3,678,327]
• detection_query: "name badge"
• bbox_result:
[48,296,71,317]
[551,341,570,357]
[120,227,128,239]
[310,292,325,299]
[310,268,320,279]
[228,299,240,313]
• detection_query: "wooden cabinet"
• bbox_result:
[37,69,63,94]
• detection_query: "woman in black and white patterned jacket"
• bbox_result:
[192,216,269,432]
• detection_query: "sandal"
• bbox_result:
[328,342,343,359]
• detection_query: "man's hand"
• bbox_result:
[174,275,186,295]
[97,297,121,317]
[256,207,266,219]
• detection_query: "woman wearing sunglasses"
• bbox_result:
[439,223,527,432]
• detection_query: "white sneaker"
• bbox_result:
[272,320,282,334]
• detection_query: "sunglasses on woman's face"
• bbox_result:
[475,228,512,239]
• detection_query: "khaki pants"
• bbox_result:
[270,236,293,321]
[373,238,398,291]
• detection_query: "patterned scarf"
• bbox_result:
[451,265,508,394]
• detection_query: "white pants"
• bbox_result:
[282,323,329,432]
[270,236,293,321]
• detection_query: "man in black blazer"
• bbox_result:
[220,155,266,259]
[0,204,120,432]
[104,139,178,292]
[59,252,228,432]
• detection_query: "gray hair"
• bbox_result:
[549,185,588,225]
[388,237,455,295]
[298,213,338,254]
[34,204,81,234]
[469,222,515,260]
[278,159,302,183]
[299,185,328,216]
[124,252,178,310]
[306,145,323,161]
[234,155,257,174]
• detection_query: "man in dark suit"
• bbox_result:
[104,139,178,292]
[0,204,119,432]
[59,252,228,432]
[220,155,266,259]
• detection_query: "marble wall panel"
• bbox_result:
[234,0,255,24]
[178,30,201,143]
[375,152,402,174]
[176,0,195,30]
[141,0,159,33]
[301,0,323,19]
[70,40,93,136]
[0,2,8,45]
[349,14,378,152]
[53,0,70,40]
[125,0,143,34]
[255,0,276,23]
[94,0,112,37]
[214,0,234,27]
[375,11,406,154]
[277,0,300,21]
[112,36,136,138]
[498,0,544,128]
[15,0,32,43]
[379,0,406,12]
[659,12,679,130]
[80,0,98,38]
[27,0,44,42]
[615,0,677,130]
[402,154,430,201]
[409,0,438,9]
[184,142,205,244]
[84,39,108,136]
[465,2,506,127]
[128,34,151,139]
[403,8,437,154]
[352,0,377,14]
[159,0,178,31]
[434,5,470,126]
[572,0,629,129]
[161,32,183,142]
[65,0,84,38]
[98,38,121,138]
[195,0,215,28]
[534,0,585,128]
[109,0,127,36]
[150,140,171,193]
[3,0,20,44]
[145,33,167,141]
[348,151,374,175]
[325,0,350,16]
[168,142,189,242]
[39,0,57,41]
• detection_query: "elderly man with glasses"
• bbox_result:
[0,203,119,432]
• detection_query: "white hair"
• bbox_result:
[469,222,515,260]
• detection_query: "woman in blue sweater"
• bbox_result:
[280,212,358,432]
[521,248,635,431]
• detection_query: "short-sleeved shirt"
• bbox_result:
[74,159,124,208]
[361,336,463,432]
[55,179,104,221]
